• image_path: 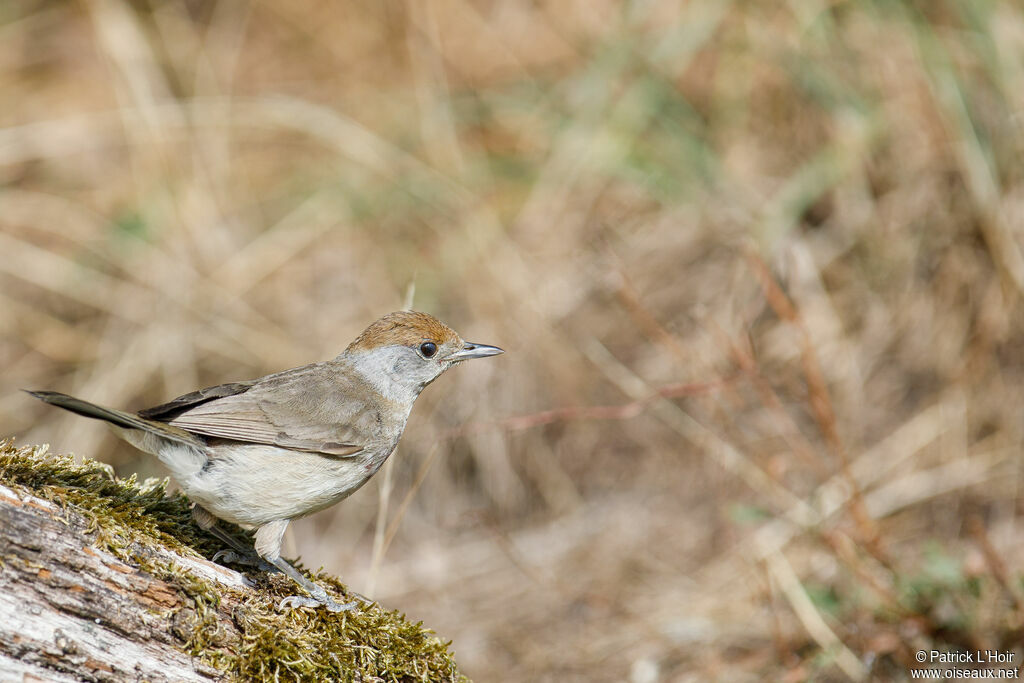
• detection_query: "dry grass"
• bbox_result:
[3,1,1024,680]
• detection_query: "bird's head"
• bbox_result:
[341,311,503,403]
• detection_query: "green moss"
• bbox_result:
[0,439,466,683]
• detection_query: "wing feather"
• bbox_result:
[146,363,370,457]
[139,381,256,419]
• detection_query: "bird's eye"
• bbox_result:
[419,341,437,358]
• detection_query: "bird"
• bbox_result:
[26,310,503,612]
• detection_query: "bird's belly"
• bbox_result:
[178,444,382,527]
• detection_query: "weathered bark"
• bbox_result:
[0,480,237,681]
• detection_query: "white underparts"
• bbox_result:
[184,443,384,527]
[112,426,207,481]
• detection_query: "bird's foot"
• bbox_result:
[278,594,359,612]
[212,549,277,573]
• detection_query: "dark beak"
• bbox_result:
[447,342,504,362]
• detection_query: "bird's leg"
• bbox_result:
[192,505,275,571]
[255,519,358,613]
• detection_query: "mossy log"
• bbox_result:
[0,440,464,682]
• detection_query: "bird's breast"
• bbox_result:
[179,443,394,527]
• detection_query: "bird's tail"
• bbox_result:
[25,390,203,448]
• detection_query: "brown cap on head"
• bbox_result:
[345,311,461,353]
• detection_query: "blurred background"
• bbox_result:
[3,1,1024,680]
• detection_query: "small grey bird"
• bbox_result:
[28,311,503,612]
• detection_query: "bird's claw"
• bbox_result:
[278,595,358,612]
[212,549,277,573]
[212,548,259,565]
[212,549,245,564]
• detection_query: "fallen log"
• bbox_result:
[0,440,462,682]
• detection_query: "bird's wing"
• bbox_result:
[138,381,257,419]
[145,363,368,458]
